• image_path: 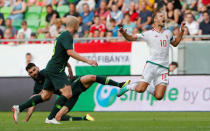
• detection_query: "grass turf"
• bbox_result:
[0,112,210,131]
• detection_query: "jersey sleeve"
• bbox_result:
[61,32,73,50]
[135,31,149,41]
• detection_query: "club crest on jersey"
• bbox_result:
[165,35,168,39]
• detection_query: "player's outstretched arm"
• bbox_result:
[119,27,138,41]
[67,50,98,66]
[171,22,185,47]
[67,63,74,79]
[24,106,36,122]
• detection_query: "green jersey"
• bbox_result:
[33,69,46,94]
[46,31,73,73]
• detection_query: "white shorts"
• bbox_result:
[141,63,168,86]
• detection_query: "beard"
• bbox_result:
[33,72,45,83]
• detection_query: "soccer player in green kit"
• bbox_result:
[12,16,98,124]
[23,63,94,122]
[22,63,129,123]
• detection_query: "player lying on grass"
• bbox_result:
[18,63,130,124]
[117,10,185,100]
[12,16,98,124]
[23,63,94,122]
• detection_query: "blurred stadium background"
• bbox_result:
[0,0,210,130]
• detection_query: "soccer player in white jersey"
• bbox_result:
[117,10,186,100]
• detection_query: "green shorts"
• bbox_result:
[71,77,87,96]
[43,71,71,91]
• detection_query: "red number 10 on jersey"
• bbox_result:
[160,40,167,47]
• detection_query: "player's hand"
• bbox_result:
[87,60,98,67]
[180,22,186,32]
[119,27,127,34]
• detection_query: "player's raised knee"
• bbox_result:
[155,94,164,100]
[88,75,96,82]
[135,87,146,93]
[41,92,52,101]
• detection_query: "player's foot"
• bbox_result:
[45,118,61,124]
[85,114,95,121]
[12,105,20,124]
[117,86,129,97]
[119,80,131,88]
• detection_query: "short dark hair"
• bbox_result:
[203,11,209,15]
[170,62,178,67]
[26,52,31,56]
[26,63,36,71]
[21,20,27,25]
[31,32,36,37]
[46,4,52,8]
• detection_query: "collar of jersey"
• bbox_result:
[152,27,163,33]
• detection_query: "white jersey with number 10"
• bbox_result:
[136,28,175,68]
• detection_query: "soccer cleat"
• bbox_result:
[120,80,131,88]
[85,114,95,121]
[45,118,61,124]
[117,86,129,97]
[12,105,20,124]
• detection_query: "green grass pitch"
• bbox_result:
[1,112,210,131]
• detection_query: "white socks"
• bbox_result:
[147,85,155,95]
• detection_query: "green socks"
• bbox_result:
[60,115,85,121]
[48,95,68,120]
[69,116,86,121]
[19,95,43,112]
[96,76,120,87]
[60,114,71,121]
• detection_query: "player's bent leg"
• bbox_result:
[47,85,72,122]
[81,75,131,89]
[56,106,95,122]
[80,75,96,88]
[12,90,53,123]
[154,84,167,100]
[56,106,69,121]
[41,90,53,101]
[56,95,79,121]
[60,85,72,99]
[135,81,149,93]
